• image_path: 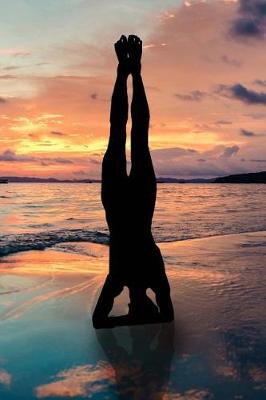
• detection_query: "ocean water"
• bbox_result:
[0,233,265,400]
[0,183,266,257]
[0,184,266,399]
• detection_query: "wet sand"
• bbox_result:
[0,232,265,399]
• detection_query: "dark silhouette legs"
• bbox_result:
[93,37,129,327]
[92,35,173,329]
[129,71,156,227]
[101,39,128,216]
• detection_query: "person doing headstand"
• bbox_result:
[92,35,174,328]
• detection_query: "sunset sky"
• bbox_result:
[1,0,266,179]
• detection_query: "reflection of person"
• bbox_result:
[92,35,174,329]
[96,322,175,399]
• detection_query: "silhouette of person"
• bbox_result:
[96,322,175,399]
[92,35,174,329]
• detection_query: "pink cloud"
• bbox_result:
[0,48,31,57]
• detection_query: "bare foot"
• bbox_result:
[128,34,142,75]
[114,35,129,75]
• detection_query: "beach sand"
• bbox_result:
[0,232,265,399]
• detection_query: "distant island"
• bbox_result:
[157,177,215,183]
[215,171,266,184]
[0,176,101,183]
[0,171,265,184]
[0,176,215,184]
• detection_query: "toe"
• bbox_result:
[132,35,141,42]
[120,35,127,43]
[128,34,135,44]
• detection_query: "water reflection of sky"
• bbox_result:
[0,233,265,399]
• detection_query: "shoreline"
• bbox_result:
[1,229,266,260]
[0,231,265,399]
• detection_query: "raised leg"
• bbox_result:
[94,36,130,327]
[101,35,129,214]
[128,35,156,223]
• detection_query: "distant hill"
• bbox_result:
[156,177,215,183]
[156,177,185,183]
[0,176,101,183]
[1,176,214,184]
[215,171,266,183]
[1,172,265,184]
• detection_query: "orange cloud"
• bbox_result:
[35,363,115,398]
[0,369,12,387]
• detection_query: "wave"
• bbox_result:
[0,229,109,258]
[1,227,266,258]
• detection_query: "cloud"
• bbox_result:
[241,129,256,137]
[88,157,101,165]
[2,66,19,71]
[152,147,198,158]
[243,111,266,119]
[175,90,206,102]
[35,363,115,398]
[0,74,17,80]
[0,149,34,162]
[151,147,222,178]
[231,17,262,37]
[220,145,239,158]
[240,128,266,137]
[231,83,266,105]
[0,149,73,165]
[50,131,65,136]
[150,145,245,178]
[50,158,73,164]
[221,54,241,67]
[253,79,266,86]
[72,170,88,177]
[0,48,31,57]
[231,0,266,39]
[0,370,11,386]
[214,120,232,126]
